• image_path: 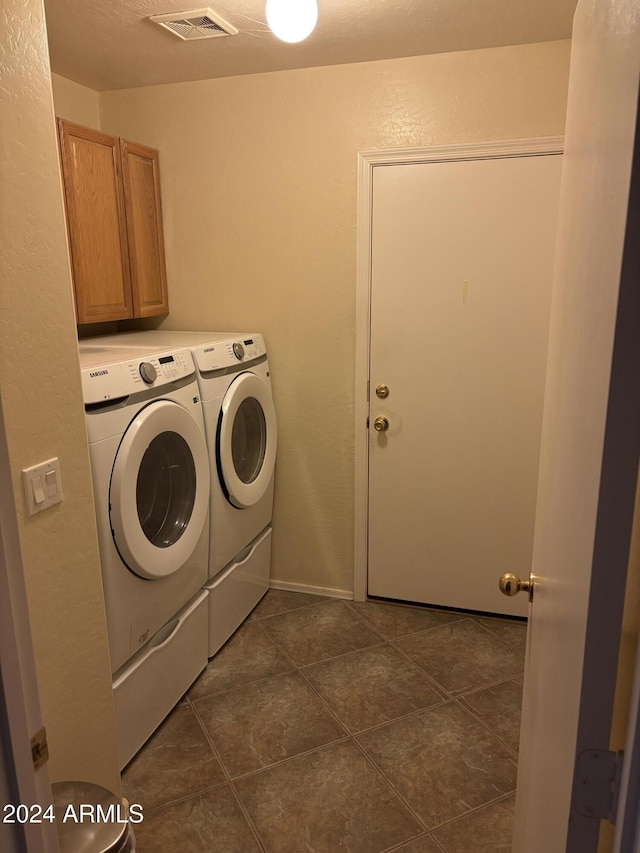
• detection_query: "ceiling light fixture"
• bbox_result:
[265,0,318,43]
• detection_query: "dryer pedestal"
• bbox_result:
[205,526,271,657]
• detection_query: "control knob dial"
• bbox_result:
[139,361,157,384]
[232,342,245,361]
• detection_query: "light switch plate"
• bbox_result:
[22,458,62,516]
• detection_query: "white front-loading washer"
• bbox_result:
[78,342,210,766]
[80,331,277,656]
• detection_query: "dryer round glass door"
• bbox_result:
[218,372,277,508]
[110,400,210,579]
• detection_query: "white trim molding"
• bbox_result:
[269,579,353,601]
[354,136,564,602]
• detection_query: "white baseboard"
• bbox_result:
[269,579,353,601]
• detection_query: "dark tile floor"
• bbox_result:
[122,590,526,852]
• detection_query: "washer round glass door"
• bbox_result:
[110,400,210,579]
[218,372,277,508]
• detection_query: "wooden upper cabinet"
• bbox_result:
[57,119,169,324]
[120,141,169,318]
[57,120,132,322]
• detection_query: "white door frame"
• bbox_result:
[354,136,564,602]
[0,394,58,852]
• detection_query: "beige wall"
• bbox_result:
[100,39,572,595]
[1,0,119,790]
[51,72,101,127]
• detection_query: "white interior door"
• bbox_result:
[368,151,562,617]
[514,1,640,850]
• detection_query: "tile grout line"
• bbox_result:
[296,665,362,736]
[251,595,343,626]
[250,595,335,623]
[258,595,526,657]
[349,733,430,840]
[427,789,517,835]
[385,633,457,699]
[381,793,517,853]
[469,614,528,656]
[252,615,360,741]
[228,735,352,784]
[187,695,234,783]
[348,601,468,639]
[381,830,448,853]
[454,671,525,700]
[192,691,352,783]
[253,608,389,670]
[252,603,463,752]
[186,613,300,702]
[386,624,526,701]
[290,637,389,669]
[452,696,521,761]
[189,664,296,705]
[342,693,516,781]
[352,606,522,705]
[355,600,527,658]
[227,781,269,853]
[346,696,453,739]
[120,701,230,816]
[135,780,231,818]
[448,670,526,701]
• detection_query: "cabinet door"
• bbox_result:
[120,141,169,318]
[57,120,133,323]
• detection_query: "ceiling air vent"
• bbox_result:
[149,7,238,40]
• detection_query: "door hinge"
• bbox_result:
[30,726,49,771]
[366,416,370,428]
[573,749,624,823]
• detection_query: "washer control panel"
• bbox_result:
[192,334,266,373]
[80,348,195,404]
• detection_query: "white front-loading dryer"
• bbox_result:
[78,342,210,766]
[203,335,277,570]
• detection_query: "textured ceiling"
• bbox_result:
[44,0,578,92]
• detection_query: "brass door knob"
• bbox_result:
[373,416,389,432]
[376,384,390,399]
[499,572,533,600]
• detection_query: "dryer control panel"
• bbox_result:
[192,334,266,374]
[80,348,195,405]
